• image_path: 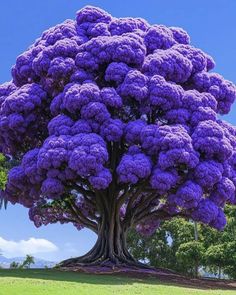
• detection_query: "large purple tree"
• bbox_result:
[0,6,236,268]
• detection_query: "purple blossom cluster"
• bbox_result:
[136,218,161,237]
[29,203,84,230]
[0,6,236,234]
[0,83,47,154]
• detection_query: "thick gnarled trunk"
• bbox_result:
[59,211,140,268]
[60,180,154,269]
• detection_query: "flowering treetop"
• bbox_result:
[0,6,236,242]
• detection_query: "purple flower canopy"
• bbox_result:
[0,6,236,235]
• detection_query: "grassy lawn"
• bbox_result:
[0,269,234,295]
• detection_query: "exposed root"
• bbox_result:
[59,253,154,270]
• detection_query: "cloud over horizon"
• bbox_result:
[0,236,58,258]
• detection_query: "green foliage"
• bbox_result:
[20,255,35,269]
[127,206,236,278]
[10,255,35,269]
[10,261,20,269]
[176,241,205,277]
[0,154,8,190]
[0,153,19,209]
[128,218,197,274]
[204,244,228,278]
[0,153,11,209]
[205,244,228,268]
[222,241,236,279]
[200,206,236,279]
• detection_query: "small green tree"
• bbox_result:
[10,261,20,269]
[0,154,8,189]
[204,244,228,279]
[222,241,236,279]
[20,255,35,269]
[176,241,205,277]
[0,153,13,209]
[128,206,236,278]
[127,218,199,273]
[127,225,172,268]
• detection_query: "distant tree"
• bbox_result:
[221,241,236,279]
[128,206,236,278]
[128,218,198,273]
[201,207,236,279]
[0,153,14,209]
[127,224,172,269]
[0,154,8,189]
[204,244,228,279]
[176,241,205,277]
[20,255,35,269]
[10,261,20,269]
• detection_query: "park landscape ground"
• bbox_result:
[1,4,236,271]
[1,4,236,294]
[0,269,236,295]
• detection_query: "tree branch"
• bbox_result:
[117,186,132,208]
[122,184,156,229]
[134,208,187,226]
[66,200,98,233]
[125,183,148,214]
[74,183,95,199]
[131,193,159,223]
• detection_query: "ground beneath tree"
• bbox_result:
[60,265,236,290]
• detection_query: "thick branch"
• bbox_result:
[66,200,98,233]
[81,193,96,211]
[117,186,132,208]
[131,193,159,224]
[75,183,95,199]
[125,183,148,214]
[134,208,187,226]
[123,186,157,229]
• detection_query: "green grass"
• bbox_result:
[0,269,234,295]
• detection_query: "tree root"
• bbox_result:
[59,252,154,270]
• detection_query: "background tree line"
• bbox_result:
[127,206,236,279]
[10,255,35,269]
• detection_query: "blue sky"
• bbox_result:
[0,0,236,261]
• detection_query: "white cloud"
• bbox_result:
[0,237,58,258]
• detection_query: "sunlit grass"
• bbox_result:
[0,269,234,295]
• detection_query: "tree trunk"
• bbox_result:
[59,206,147,269]
[219,266,221,279]
[194,261,198,278]
[193,221,198,241]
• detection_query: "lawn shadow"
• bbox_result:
[0,269,236,291]
[0,269,154,285]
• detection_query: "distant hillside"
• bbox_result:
[0,256,56,268]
